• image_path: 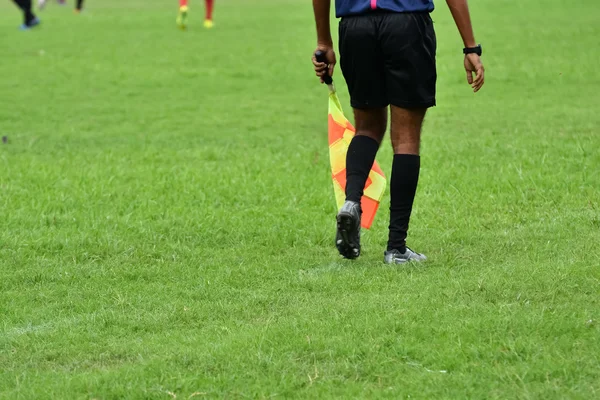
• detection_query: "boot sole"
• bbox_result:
[336,212,360,259]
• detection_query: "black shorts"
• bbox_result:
[339,12,437,109]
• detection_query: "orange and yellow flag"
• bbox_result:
[327,88,386,229]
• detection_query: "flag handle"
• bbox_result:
[314,50,335,92]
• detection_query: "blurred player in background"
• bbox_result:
[38,0,84,13]
[38,0,64,8]
[12,0,40,29]
[74,0,84,13]
[177,0,215,30]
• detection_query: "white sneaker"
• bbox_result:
[384,248,427,264]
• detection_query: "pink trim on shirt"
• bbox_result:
[371,0,377,9]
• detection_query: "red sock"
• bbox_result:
[179,0,187,7]
[205,0,214,20]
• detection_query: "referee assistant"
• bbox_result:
[312,0,484,264]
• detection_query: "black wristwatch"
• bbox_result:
[463,44,482,56]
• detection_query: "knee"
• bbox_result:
[355,128,385,144]
[391,138,420,155]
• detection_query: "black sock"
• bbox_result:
[76,0,83,10]
[345,135,380,204]
[387,154,420,253]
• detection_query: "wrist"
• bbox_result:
[317,39,333,48]
[463,44,482,56]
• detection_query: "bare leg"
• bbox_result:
[390,106,426,155]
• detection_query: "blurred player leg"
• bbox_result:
[204,0,214,28]
[13,0,40,29]
[75,0,84,13]
[177,0,188,30]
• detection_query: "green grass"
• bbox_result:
[1,0,599,398]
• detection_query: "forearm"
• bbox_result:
[313,0,332,46]
[445,0,477,47]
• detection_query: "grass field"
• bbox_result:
[1,0,599,398]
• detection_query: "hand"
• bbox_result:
[312,45,336,83]
[464,53,484,92]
